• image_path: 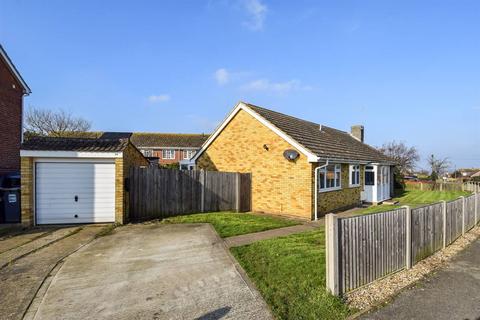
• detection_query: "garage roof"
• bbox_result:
[21,137,129,152]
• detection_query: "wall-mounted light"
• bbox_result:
[283,149,300,161]
[263,144,269,151]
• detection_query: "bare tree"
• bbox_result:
[379,141,420,175]
[427,154,450,186]
[25,107,92,137]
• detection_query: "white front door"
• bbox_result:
[35,162,116,224]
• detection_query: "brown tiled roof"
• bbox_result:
[245,103,394,163]
[21,137,129,152]
[129,133,209,148]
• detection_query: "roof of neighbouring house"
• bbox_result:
[21,136,130,152]
[0,44,31,94]
[471,171,480,178]
[53,132,210,149]
[195,102,394,164]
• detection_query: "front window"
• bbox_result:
[183,150,196,159]
[350,165,360,186]
[365,166,375,186]
[318,164,341,191]
[162,149,175,159]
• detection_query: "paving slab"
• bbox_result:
[33,223,272,320]
[362,239,480,320]
[0,226,100,320]
[224,223,319,248]
[0,227,79,269]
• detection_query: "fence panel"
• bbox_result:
[411,203,444,265]
[129,167,251,221]
[338,208,407,293]
[465,195,476,231]
[446,199,463,245]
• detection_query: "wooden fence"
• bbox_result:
[326,193,479,296]
[464,181,480,193]
[405,181,464,192]
[128,167,252,221]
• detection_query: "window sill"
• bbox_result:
[319,187,342,193]
[349,184,361,188]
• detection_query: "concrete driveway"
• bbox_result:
[362,239,480,320]
[30,223,272,320]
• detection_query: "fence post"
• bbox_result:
[404,205,412,269]
[460,196,465,235]
[235,172,241,213]
[326,213,340,296]
[200,170,205,213]
[442,201,447,249]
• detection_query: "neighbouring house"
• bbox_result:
[20,136,148,226]
[193,102,395,220]
[471,171,480,181]
[0,44,31,175]
[57,132,209,169]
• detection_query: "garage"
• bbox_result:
[20,136,149,226]
[35,161,116,224]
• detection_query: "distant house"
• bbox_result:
[193,102,395,220]
[56,132,209,169]
[0,45,31,175]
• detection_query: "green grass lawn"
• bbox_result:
[162,212,299,238]
[231,229,353,320]
[358,189,471,214]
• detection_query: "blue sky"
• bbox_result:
[1,0,479,169]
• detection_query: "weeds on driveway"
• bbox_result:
[231,229,353,320]
[162,212,299,238]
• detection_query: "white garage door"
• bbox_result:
[35,162,116,224]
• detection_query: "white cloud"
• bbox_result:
[242,0,267,31]
[214,68,230,85]
[148,94,170,103]
[240,79,312,93]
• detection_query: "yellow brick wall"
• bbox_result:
[317,164,364,214]
[114,158,124,224]
[20,157,33,226]
[196,109,314,219]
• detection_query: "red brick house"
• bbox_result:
[0,45,31,175]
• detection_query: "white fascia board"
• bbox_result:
[20,150,123,158]
[138,146,199,150]
[192,102,319,163]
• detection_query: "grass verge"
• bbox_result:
[358,189,471,215]
[162,212,299,238]
[231,229,353,320]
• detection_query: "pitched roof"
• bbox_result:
[21,137,129,152]
[195,102,394,164]
[0,44,31,94]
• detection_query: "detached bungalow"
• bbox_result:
[193,102,395,220]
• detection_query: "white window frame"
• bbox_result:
[142,149,154,157]
[183,150,196,159]
[162,149,175,160]
[349,164,361,187]
[318,164,342,192]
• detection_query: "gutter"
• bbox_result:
[314,159,329,221]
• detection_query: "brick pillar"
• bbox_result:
[20,157,34,226]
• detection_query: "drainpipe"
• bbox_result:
[314,159,329,221]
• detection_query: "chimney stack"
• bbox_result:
[351,125,364,143]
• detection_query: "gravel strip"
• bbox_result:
[345,225,480,311]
